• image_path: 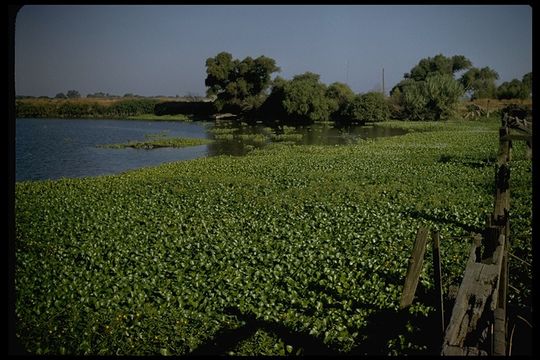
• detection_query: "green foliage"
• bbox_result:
[107,99,158,117]
[391,54,469,121]
[66,90,81,99]
[15,99,160,119]
[15,101,53,118]
[87,92,123,99]
[254,76,290,120]
[204,52,280,113]
[459,67,499,99]
[281,72,333,124]
[99,135,213,149]
[343,92,389,124]
[325,82,356,121]
[15,118,531,355]
[423,74,465,120]
[229,329,290,356]
[55,92,67,99]
[398,74,464,121]
[521,72,532,94]
[497,78,530,100]
[404,54,472,82]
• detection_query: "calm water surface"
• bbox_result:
[16,118,407,181]
[16,118,211,181]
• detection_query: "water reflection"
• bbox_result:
[205,121,408,156]
[16,118,408,181]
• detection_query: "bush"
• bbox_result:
[343,92,389,124]
[497,79,529,100]
[281,73,333,124]
[325,83,355,122]
[15,99,160,119]
[153,101,215,118]
[397,74,464,121]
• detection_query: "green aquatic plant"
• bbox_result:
[15,118,531,355]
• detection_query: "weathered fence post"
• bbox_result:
[431,231,445,337]
[400,227,430,309]
[441,233,505,355]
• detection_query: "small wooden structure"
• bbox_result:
[400,227,430,309]
[400,228,446,337]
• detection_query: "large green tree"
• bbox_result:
[497,79,529,100]
[459,67,499,99]
[404,54,472,82]
[205,52,280,112]
[281,72,333,124]
[397,74,464,121]
[391,54,468,120]
[325,82,355,121]
[66,90,81,99]
[344,92,389,124]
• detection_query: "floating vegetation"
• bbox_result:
[270,133,304,142]
[208,127,236,135]
[99,135,212,149]
[213,133,235,141]
[126,114,192,121]
[15,118,531,355]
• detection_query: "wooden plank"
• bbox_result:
[441,235,506,354]
[431,231,445,336]
[482,226,501,264]
[497,250,508,312]
[443,345,488,356]
[400,227,429,309]
[498,127,511,165]
[493,164,510,225]
[501,133,532,142]
[491,235,506,312]
[493,308,506,355]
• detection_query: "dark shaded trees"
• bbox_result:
[391,54,468,120]
[205,52,280,113]
[497,79,529,100]
[325,82,356,122]
[343,92,389,124]
[521,72,532,95]
[404,54,472,82]
[459,67,499,99]
[66,90,81,99]
[280,72,333,124]
[496,72,532,100]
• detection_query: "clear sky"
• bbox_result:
[15,5,532,98]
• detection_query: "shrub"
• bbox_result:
[343,92,389,124]
[398,74,464,121]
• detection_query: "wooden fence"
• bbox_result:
[399,112,531,355]
[441,113,531,355]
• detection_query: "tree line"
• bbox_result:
[205,52,532,123]
[16,53,531,122]
[15,98,160,118]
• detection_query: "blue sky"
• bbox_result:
[15,5,532,97]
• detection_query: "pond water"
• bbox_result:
[15,118,407,181]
